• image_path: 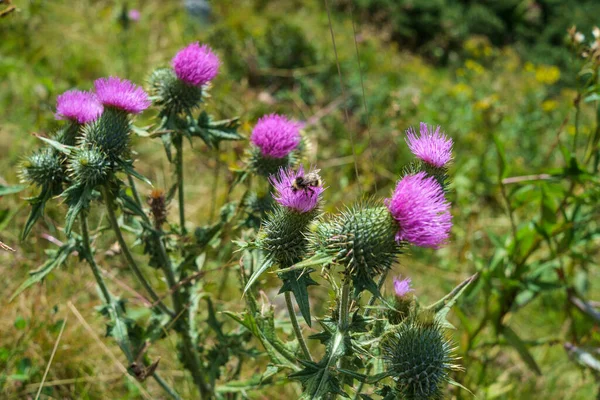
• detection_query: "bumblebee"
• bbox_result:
[291,170,322,194]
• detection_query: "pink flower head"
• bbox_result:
[128,9,141,21]
[93,77,150,114]
[393,276,413,297]
[55,90,103,124]
[386,171,452,248]
[406,123,453,168]
[172,43,220,86]
[251,114,303,158]
[269,166,324,213]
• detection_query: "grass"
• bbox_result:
[1,0,599,398]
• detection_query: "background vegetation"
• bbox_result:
[1,0,599,398]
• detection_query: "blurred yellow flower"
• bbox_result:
[465,59,485,75]
[541,100,558,112]
[474,94,499,111]
[524,62,535,72]
[567,125,576,136]
[450,83,473,98]
[535,65,561,85]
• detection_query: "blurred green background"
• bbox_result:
[1,0,599,398]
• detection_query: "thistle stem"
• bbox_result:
[152,372,182,400]
[175,136,186,235]
[127,173,143,208]
[81,214,183,400]
[101,186,174,317]
[364,271,388,318]
[284,292,313,361]
[338,281,351,331]
[80,213,111,304]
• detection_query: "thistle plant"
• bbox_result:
[14,35,473,398]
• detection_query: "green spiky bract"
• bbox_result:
[259,205,318,266]
[68,147,111,188]
[20,147,65,192]
[81,107,130,162]
[52,122,81,147]
[312,201,403,297]
[382,317,460,400]
[402,159,449,191]
[258,205,320,324]
[248,147,295,177]
[149,67,203,117]
[62,147,111,235]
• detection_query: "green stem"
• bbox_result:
[152,372,182,400]
[127,173,143,208]
[364,271,388,318]
[102,186,173,317]
[175,136,186,235]
[80,214,111,303]
[338,280,351,332]
[81,214,183,400]
[284,292,312,361]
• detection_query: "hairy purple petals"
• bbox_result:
[394,276,414,297]
[55,90,103,124]
[251,114,302,158]
[94,77,150,114]
[406,123,453,168]
[270,166,323,213]
[172,43,220,86]
[386,172,452,248]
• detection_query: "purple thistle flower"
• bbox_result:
[393,276,413,297]
[94,77,150,114]
[270,166,324,213]
[172,43,220,86]
[128,9,141,21]
[251,114,303,159]
[406,123,453,168]
[386,171,452,248]
[55,90,103,124]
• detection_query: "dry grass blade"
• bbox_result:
[66,301,153,400]
[34,317,68,400]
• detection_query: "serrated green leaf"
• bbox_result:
[10,239,78,301]
[0,184,27,196]
[279,270,318,326]
[21,187,53,240]
[502,325,542,375]
[244,256,274,293]
[427,273,478,329]
[34,134,74,155]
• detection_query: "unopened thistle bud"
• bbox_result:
[20,148,65,192]
[382,318,461,400]
[81,107,131,163]
[258,167,323,266]
[68,147,111,188]
[249,114,303,176]
[149,68,203,116]
[386,172,452,248]
[313,201,402,295]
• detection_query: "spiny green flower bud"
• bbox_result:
[149,67,203,116]
[258,205,320,266]
[382,318,461,400]
[20,148,65,192]
[402,159,449,192]
[81,107,131,162]
[312,202,403,295]
[68,147,111,188]
[248,146,297,177]
[52,122,81,147]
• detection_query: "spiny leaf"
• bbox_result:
[33,134,75,155]
[502,325,542,375]
[278,270,318,326]
[427,273,478,329]
[0,184,27,196]
[21,187,53,240]
[243,256,274,294]
[10,239,79,301]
